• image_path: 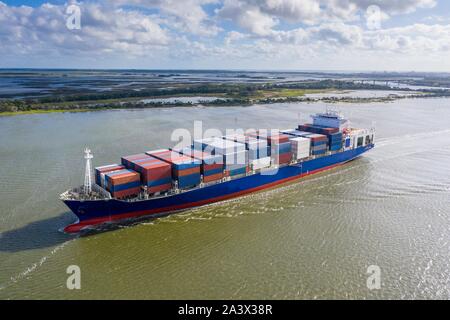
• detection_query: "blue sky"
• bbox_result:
[1,0,450,71]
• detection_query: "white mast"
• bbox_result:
[83,147,93,195]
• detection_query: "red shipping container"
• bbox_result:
[147,183,172,194]
[135,159,172,183]
[272,153,292,165]
[174,148,224,173]
[107,170,140,186]
[307,134,328,142]
[177,166,201,177]
[111,187,141,199]
[203,163,223,171]
[248,131,290,145]
[95,164,125,185]
[96,164,125,175]
[122,154,153,169]
[299,124,339,134]
[203,173,223,183]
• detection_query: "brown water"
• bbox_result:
[0,98,449,299]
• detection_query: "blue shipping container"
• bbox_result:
[145,177,172,187]
[311,149,327,155]
[109,181,141,192]
[330,145,342,151]
[177,173,201,188]
[228,167,247,176]
[204,167,223,176]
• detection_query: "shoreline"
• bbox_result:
[0,92,444,117]
[0,109,91,117]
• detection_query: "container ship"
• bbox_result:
[61,111,375,233]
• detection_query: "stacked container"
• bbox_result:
[249,157,271,171]
[147,149,201,189]
[121,153,153,170]
[308,134,329,156]
[193,137,218,153]
[328,132,343,151]
[253,132,292,165]
[223,134,269,161]
[133,157,172,194]
[298,124,343,152]
[173,147,224,183]
[298,124,339,135]
[194,138,248,177]
[281,130,312,138]
[104,169,141,199]
[95,164,125,187]
[290,137,311,160]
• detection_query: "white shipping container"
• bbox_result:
[222,134,247,143]
[290,137,311,159]
[250,157,271,170]
[193,137,217,151]
[211,139,245,155]
[223,150,248,166]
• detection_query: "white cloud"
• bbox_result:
[0,0,448,71]
[216,0,437,35]
[111,0,221,36]
[0,2,170,58]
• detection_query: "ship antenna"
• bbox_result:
[83,147,93,195]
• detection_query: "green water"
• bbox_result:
[1,99,449,299]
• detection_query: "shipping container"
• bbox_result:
[225,166,248,177]
[246,130,290,145]
[133,157,172,193]
[330,144,343,151]
[271,152,292,165]
[176,173,201,189]
[222,150,248,168]
[271,141,292,154]
[104,169,141,198]
[147,149,201,189]
[94,164,125,186]
[95,164,125,187]
[110,187,142,199]
[306,133,328,142]
[282,130,313,138]
[105,169,140,186]
[299,123,339,134]
[250,157,271,170]
[121,153,154,170]
[203,172,223,183]
[290,137,311,160]
[311,148,327,156]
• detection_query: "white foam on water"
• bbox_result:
[1,239,74,291]
[376,129,450,147]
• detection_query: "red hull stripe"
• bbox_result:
[64,161,344,233]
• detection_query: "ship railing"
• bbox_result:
[60,184,112,201]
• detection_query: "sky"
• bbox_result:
[1,0,450,71]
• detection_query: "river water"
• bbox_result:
[0,98,449,299]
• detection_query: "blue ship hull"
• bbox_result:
[63,144,374,233]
